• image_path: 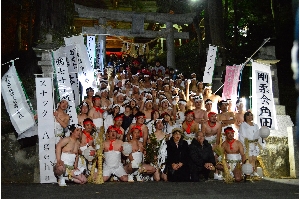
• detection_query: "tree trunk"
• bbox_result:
[207,0,224,47]
[233,0,238,57]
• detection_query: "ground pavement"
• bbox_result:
[1,178,298,199]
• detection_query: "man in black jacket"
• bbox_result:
[166,128,190,182]
[189,131,216,182]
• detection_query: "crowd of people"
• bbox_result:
[53,59,266,186]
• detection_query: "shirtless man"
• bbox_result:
[127,112,149,148]
[159,98,173,118]
[114,113,125,141]
[234,99,246,131]
[77,102,90,126]
[126,126,156,182]
[54,124,87,186]
[204,99,213,113]
[201,112,222,180]
[114,92,126,113]
[192,96,208,126]
[203,85,221,113]
[220,127,246,182]
[83,87,94,109]
[78,118,96,175]
[182,110,200,145]
[217,100,236,142]
[53,99,70,144]
[88,95,104,130]
[103,125,128,182]
[99,88,112,111]
[201,112,221,148]
[141,99,154,120]
[162,84,172,102]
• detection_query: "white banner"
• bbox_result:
[252,62,277,130]
[52,51,78,127]
[1,66,35,135]
[96,39,105,71]
[87,35,96,69]
[203,45,217,83]
[64,35,95,96]
[36,77,56,183]
[57,45,80,107]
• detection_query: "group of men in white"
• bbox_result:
[53,63,267,186]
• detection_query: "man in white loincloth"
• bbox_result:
[103,125,128,182]
[88,95,104,130]
[54,124,87,186]
[53,98,70,144]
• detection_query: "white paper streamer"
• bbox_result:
[36,77,56,183]
[203,45,217,83]
[1,66,35,135]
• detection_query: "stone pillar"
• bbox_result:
[97,18,107,71]
[166,22,175,69]
[287,126,299,178]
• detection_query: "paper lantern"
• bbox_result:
[122,142,132,156]
[259,126,270,138]
[242,163,253,175]
[83,146,96,162]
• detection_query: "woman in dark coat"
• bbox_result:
[189,131,216,182]
[166,128,190,182]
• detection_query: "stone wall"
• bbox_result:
[258,137,290,178]
[1,133,39,183]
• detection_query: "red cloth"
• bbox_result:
[185,121,194,134]
[94,106,104,113]
[83,130,93,144]
[109,139,116,151]
[227,139,235,150]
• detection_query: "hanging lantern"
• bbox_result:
[122,142,132,156]
[242,161,253,175]
[259,126,270,138]
[83,146,96,162]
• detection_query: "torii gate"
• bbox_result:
[74,3,195,69]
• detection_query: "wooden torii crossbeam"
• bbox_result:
[75,3,196,68]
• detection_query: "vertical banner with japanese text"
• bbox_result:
[58,45,80,107]
[1,66,35,135]
[222,65,242,101]
[87,35,95,69]
[252,62,277,130]
[52,50,78,128]
[64,35,95,99]
[203,45,217,83]
[96,39,104,72]
[36,77,56,183]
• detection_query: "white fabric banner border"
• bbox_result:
[252,61,277,130]
[36,77,56,183]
